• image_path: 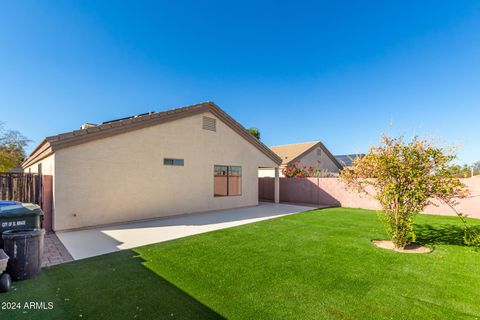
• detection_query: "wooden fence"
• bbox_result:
[0,173,53,231]
[0,173,43,203]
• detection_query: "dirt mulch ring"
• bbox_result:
[372,240,432,254]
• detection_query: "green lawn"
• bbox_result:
[2,208,480,319]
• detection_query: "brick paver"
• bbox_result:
[43,232,74,267]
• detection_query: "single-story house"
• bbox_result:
[22,102,282,231]
[258,141,343,177]
[334,154,366,167]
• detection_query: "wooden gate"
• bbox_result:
[258,177,275,201]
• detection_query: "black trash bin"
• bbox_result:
[0,201,43,247]
[2,229,45,281]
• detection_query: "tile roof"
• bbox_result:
[270,141,343,169]
[270,142,319,165]
[22,102,282,168]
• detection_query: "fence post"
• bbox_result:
[274,168,280,203]
[41,175,53,232]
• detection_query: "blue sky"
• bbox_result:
[1,1,479,164]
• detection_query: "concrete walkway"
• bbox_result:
[57,202,316,260]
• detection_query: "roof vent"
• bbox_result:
[202,116,216,131]
[80,123,97,130]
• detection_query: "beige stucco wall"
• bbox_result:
[23,153,55,176]
[52,111,277,231]
[260,177,480,219]
[298,147,340,173]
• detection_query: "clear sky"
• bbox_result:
[1,1,479,164]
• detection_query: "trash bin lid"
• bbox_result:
[0,201,19,207]
[0,202,43,218]
[2,228,45,240]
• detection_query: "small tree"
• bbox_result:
[0,123,29,172]
[450,164,469,178]
[247,127,260,140]
[473,161,480,176]
[341,135,469,248]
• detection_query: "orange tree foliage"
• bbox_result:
[0,124,29,172]
[341,135,469,248]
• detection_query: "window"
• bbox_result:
[164,158,184,166]
[228,166,242,196]
[214,165,242,196]
[202,116,216,131]
[316,148,322,156]
[214,165,228,196]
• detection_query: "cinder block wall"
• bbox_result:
[259,177,480,218]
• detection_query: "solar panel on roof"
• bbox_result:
[102,111,155,124]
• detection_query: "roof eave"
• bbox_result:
[206,102,282,165]
[286,142,344,170]
[22,101,283,168]
[21,140,54,169]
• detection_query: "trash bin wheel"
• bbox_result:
[0,273,11,293]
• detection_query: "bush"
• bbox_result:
[282,160,338,178]
[341,135,469,248]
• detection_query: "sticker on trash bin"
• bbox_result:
[1,220,26,228]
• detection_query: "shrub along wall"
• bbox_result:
[259,177,480,218]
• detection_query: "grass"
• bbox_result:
[2,207,480,319]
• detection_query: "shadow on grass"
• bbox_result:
[3,250,224,320]
[415,224,480,246]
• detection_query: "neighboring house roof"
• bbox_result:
[270,141,343,169]
[335,154,366,167]
[22,102,282,168]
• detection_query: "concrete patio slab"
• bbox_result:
[57,202,316,260]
